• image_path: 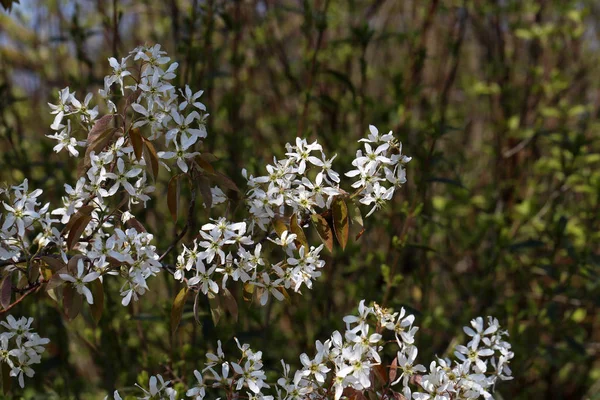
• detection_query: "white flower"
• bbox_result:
[107,56,131,94]
[59,259,100,304]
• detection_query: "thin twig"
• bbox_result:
[159,181,198,262]
[0,284,41,315]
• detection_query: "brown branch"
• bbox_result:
[0,284,41,315]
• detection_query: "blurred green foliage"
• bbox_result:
[1,0,599,398]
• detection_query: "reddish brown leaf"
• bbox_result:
[125,216,147,232]
[39,256,66,272]
[143,139,160,181]
[389,357,398,383]
[311,213,334,253]
[66,214,92,251]
[221,288,238,321]
[195,155,215,174]
[197,175,213,210]
[90,279,104,324]
[63,284,82,320]
[0,274,12,309]
[61,205,95,235]
[289,213,308,250]
[79,115,117,176]
[129,127,144,161]
[209,171,239,192]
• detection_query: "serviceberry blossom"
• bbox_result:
[59,258,100,304]
[0,316,48,388]
[108,301,513,400]
[0,44,514,394]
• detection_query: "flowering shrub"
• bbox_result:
[0,44,513,397]
[109,301,513,400]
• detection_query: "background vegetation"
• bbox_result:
[1,0,599,398]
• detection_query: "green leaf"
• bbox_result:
[170,287,188,335]
[332,197,349,250]
[348,201,363,227]
[311,213,334,253]
[289,213,308,250]
[90,279,104,324]
[273,217,288,238]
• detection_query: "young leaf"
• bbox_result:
[273,217,288,238]
[332,197,349,250]
[389,357,398,383]
[125,216,147,233]
[66,214,92,251]
[63,284,82,320]
[40,256,66,272]
[208,291,222,326]
[195,155,215,174]
[209,171,239,192]
[289,213,308,249]
[221,288,238,321]
[129,127,144,161]
[143,139,160,181]
[193,290,203,326]
[61,205,95,235]
[79,114,117,176]
[243,283,254,302]
[170,286,188,335]
[311,213,334,253]
[197,175,213,210]
[0,274,11,309]
[45,269,67,293]
[167,174,182,222]
[90,279,104,324]
[348,201,364,227]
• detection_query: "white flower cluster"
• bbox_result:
[40,44,209,306]
[0,179,51,261]
[0,316,49,388]
[86,228,161,306]
[175,216,326,304]
[108,300,513,400]
[2,44,512,396]
[347,126,412,217]
[243,137,342,233]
